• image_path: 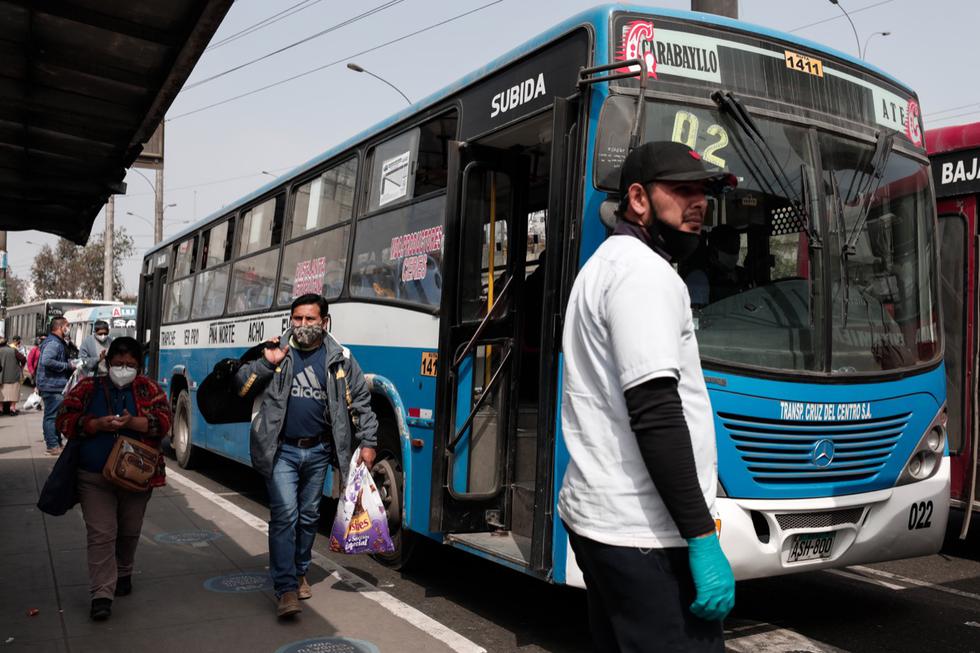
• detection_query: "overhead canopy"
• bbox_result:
[0,0,233,244]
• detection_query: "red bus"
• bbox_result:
[927,122,980,535]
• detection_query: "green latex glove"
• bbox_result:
[686,532,735,621]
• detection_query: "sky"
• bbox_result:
[9,0,980,297]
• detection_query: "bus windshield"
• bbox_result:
[596,97,939,376]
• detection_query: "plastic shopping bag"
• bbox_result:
[329,452,394,554]
[23,390,42,411]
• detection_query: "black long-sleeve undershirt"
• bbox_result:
[624,377,716,539]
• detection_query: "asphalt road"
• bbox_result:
[172,448,980,653]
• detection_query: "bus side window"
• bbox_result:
[238,195,284,257]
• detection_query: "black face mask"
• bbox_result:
[646,191,701,263]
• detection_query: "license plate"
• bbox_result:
[787,531,835,562]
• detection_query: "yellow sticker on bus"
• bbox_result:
[784,50,824,77]
[420,352,438,377]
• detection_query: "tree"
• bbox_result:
[31,228,136,300]
[4,269,28,305]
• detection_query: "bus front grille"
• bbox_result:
[774,507,865,530]
[718,411,911,486]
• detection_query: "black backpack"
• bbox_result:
[196,342,269,424]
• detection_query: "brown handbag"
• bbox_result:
[103,435,160,492]
[97,379,160,492]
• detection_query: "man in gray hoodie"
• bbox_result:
[233,293,378,619]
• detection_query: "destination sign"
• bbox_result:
[931,150,980,198]
[611,13,924,148]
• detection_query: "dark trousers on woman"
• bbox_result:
[565,525,725,653]
[77,470,152,600]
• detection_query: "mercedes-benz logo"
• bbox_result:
[810,439,835,468]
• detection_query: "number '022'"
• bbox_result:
[908,500,933,530]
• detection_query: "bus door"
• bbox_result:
[137,264,167,381]
[437,141,529,542]
[939,197,979,530]
[434,99,579,570]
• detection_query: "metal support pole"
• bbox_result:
[0,231,7,330]
[691,0,737,18]
[104,196,114,301]
[154,167,164,245]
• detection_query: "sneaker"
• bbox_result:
[45,447,62,456]
[297,576,312,600]
[276,591,302,619]
[115,576,132,597]
[90,598,112,621]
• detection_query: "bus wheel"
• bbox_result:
[370,456,415,569]
[171,391,196,469]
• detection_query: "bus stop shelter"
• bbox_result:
[0,0,233,245]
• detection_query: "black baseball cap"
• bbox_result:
[619,141,737,196]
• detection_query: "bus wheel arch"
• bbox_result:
[365,375,416,569]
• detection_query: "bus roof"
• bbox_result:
[148,3,916,257]
[5,299,122,311]
[926,122,980,156]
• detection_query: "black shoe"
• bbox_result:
[90,598,112,621]
[115,576,132,596]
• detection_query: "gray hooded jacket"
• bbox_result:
[232,329,378,480]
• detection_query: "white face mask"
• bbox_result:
[108,366,137,388]
[95,334,108,343]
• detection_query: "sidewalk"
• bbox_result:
[0,408,474,653]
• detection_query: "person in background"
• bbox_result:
[0,336,25,415]
[56,337,172,622]
[37,318,74,455]
[26,336,43,386]
[559,142,737,652]
[80,320,113,376]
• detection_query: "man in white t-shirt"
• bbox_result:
[559,141,737,652]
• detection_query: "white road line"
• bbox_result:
[848,565,980,603]
[725,624,846,653]
[825,568,906,591]
[167,469,487,653]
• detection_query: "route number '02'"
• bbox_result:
[671,111,730,167]
[908,500,933,530]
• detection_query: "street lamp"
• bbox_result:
[346,62,412,106]
[827,0,861,58]
[862,30,890,59]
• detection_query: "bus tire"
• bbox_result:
[171,390,196,469]
[370,452,416,570]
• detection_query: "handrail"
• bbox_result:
[448,344,512,454]
[452,274,514,369]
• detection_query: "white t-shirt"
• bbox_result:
[558,235,718,548]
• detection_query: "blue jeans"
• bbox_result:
[40,391,64,450]
[266,442,332,597]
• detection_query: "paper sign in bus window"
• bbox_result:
[293,256,326,296]
[379,151,411,206]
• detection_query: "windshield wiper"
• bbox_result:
[842,131,895,254]
[828,170,851,326]
[711,91,820,249]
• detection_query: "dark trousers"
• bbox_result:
[566,525,725,653]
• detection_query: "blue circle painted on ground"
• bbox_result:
[274,638,381,653]
[203,571,274,593]
[154,530,223,545]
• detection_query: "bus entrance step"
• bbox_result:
[446,532,531,568]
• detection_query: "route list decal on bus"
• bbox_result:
[610,13,925,147]
[293,257,326,296]
[779,401,873,421]
[159,312,290,350]
[390,226,443,282]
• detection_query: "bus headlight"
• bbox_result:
[896,405,947,486]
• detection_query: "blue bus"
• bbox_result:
[138,4,948,583]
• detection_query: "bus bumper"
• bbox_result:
[718,457,950,580]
